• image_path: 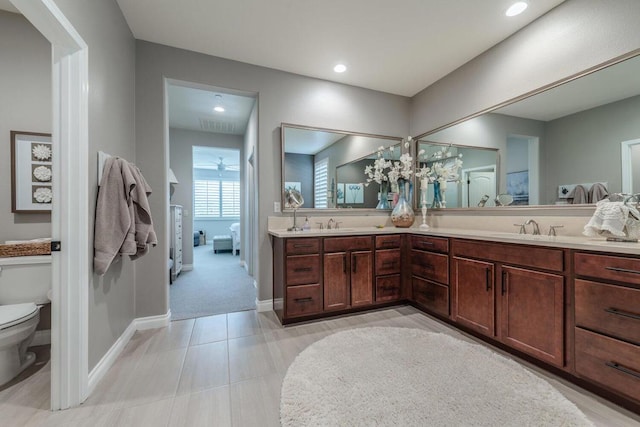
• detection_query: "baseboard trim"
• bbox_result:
[87,320,137,395]
[136,310,172,330]
[87,310,171,395]
[182,264,193,272]
[256,298,273,312]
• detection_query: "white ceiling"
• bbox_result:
[192,146,240,171]
[115,0,566,97]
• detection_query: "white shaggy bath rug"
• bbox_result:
[280,327,593,427]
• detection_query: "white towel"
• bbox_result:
[583,199,640,238]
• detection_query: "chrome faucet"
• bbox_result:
[327,218,335,230]
[525,219,541,235]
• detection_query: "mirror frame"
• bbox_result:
[280,123,403,212]
[413,49,640,213]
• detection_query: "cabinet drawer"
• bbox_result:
[575,328,640,402]
[375,249,401,275]
[411,235,448,253]
[286,238,320,255]
[452,239,564,272]
[324,236,372,252]
[574,252,640,286]
[412,276,449,316]
[286,254,320,285]
[376,234,401,249]
[376,275,401,302]
[411,250,449,284]
[575,279,640,344]
[286,284,323,318]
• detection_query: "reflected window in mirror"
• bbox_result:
[416,52,640,208]
[281,123,402,210]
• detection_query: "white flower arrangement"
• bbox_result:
[364,136,414,186]
[33,165,52,182]
[416,145,463,186]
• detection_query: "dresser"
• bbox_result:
[170,204,183,281]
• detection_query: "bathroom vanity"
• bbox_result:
[270,227,640,413]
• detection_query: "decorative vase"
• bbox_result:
[376,180,391,209]
[432,180,443,208]
[391,179,415,227]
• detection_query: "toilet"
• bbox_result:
[0,255,51,386]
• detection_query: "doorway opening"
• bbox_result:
[506,135,539,205]
[167,81,257,321]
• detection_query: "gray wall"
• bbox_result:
[542,94,640,204]
[169,127,243,266]
[243,103,258,275]
[54,0,136,371]
[411,0,640,138]
[0,11,51,242]
[135,40,410,309]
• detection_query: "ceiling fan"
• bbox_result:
[216,156,239,171]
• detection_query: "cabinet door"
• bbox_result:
[351,251,373,307]
[324,252,349,311]
[453,257,495,337]
[500,266,564,367]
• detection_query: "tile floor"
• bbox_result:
[1,306,639,426]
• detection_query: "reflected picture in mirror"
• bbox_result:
[415,52,640,209]
[281,123,402,210]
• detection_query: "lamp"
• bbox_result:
[168,168,179,184]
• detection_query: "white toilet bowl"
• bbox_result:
[0,303,40,386]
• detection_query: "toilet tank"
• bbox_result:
[0,256,52,305]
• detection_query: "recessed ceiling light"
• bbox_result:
[334,64,347,73]
[506,1,528,16]
[214,106,225,112]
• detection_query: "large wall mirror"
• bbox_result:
[281,123,402,210]
[416,51,640,209]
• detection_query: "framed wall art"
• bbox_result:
[11,130,53,213]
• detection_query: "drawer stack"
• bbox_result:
[574,252,640,404]
[283,238,323,319]
[410,235,449,316]
[375,235,402,302]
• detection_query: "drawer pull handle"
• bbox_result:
[294,297,313,303]
[293,244,314,248]
[605,266,640,275]
[382,261,396,267]
[419,241,434,246]
[605,307,640,321]
[605,361,640,380]
[486,268,492,292]
[294,267,312,272]
[343,255,346,273]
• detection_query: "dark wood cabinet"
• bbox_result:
[452,256,494,336]
[410,235,450,316]
[451,239,565,368]
[574,252,640,404]
[374,235,402,302]
[323,236,373,311]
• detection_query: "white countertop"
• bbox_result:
[268,226,640,255]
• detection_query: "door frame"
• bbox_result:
[461,164,497,207]
[621,138,640,193]
[11,0,89,410]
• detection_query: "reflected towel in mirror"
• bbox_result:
[583,199,640,239]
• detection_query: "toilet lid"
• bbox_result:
[0,303,38,330]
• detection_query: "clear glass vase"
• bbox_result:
[376,180,391,209]
[391,179,415,227]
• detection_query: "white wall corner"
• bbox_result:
[182,264,194,272]
[256,298,273,312]
[87,320,136,395]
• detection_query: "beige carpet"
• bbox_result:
[170,245,255,320]
[281,327,593,427]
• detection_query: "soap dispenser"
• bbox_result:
[302,217,311,231]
